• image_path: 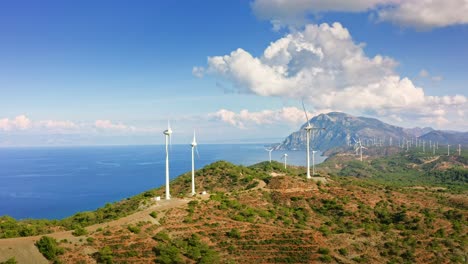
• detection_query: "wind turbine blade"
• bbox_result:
[195,146,200,159]
[301,99,311,126]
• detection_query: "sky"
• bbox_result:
[0,0,467,146]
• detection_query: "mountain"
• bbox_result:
[404,127,434,137]
[275,112,408,151]
[419,130,468,146]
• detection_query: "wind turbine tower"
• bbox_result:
[355,139,367,162]
[163,122,173,200]
[302,101,325,179]
[265,148,273,163]
[282,153,288,169]
[312,150,317,176]
[190,131,199,196]
[458,144,461,156]
[447,144,450,156]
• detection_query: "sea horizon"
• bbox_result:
[0,144,326,220]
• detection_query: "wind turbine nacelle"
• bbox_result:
[163,130,172,135]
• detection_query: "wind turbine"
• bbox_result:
[265,148,273,163]
[355,138,367,162]
[301,100,325,179]
[447,144,450,156]
[163,121,172,200]
[282,153,288,169]
[312,150,317,176]
[458,144,461,156]
[190,130,199,196]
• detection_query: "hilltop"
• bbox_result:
[0,151,467,263]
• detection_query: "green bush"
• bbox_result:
[226,228,241,239]
[149,211,158,218]
[72,225,88,236]
[94,246,113,264]
[35,236,64,261]
[127,225,141,234]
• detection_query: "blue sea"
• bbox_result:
[0,144,326,220]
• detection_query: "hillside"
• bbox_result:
[0,153,467,263]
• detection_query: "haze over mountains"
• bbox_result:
[275,112,467,152]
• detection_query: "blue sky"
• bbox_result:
[1,0,467,146]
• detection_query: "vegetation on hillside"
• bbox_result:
[1,151,467,263]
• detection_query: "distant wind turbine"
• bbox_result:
[282,153,288,169]
[163,121,173,200]
[265,148,273,163]
[355,138,367,162]
[190,130,199,196]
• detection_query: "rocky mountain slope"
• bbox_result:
[275,112,466,152]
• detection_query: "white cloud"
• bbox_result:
[210,107,321,129]
[251,0,468,30]
[38,120,78,130]
[378,0,468,30]
[94,120,135,132]
[0,115,32,131]
[192,66,205,78]
[200,22,467,129]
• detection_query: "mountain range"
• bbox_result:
[275,112,467,152]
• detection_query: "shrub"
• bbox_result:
[318,247,330,254]
[338,248,348,256]
[127,225,141,234]
[35,236,64,261]
[226,228,241,239]
[72,225,88,236]
[149,211,158,218]
[94,246,113,264]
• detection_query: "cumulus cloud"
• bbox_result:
[0,115,32,131]
[210,107,320,129]
[251,0,468,30]
[199,22,467,129]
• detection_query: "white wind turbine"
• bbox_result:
[265,148,273,163]
[301,101,324,179]
[190,130,199,196]
[447,144,450,156]
[355,138,367,162]
[282,153,288,169]
[163,121,173,200]
[312,150,317,176]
